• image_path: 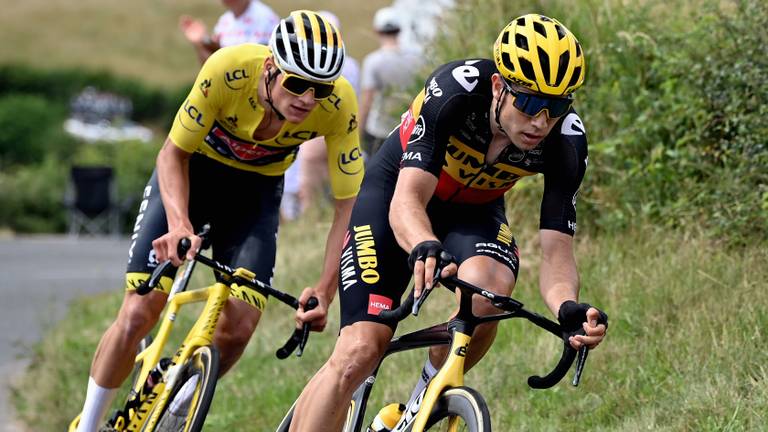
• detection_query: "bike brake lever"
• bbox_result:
[296,297,318,357]
[572,346,589,386]
[412,262,447,316]
[411,285,433,316]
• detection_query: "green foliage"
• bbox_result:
[0,94,74,166]
[0,138,158,233]
[0,64,188,123]
[0,64,170,233]
[433,0,768,244]
[0,156,69,232]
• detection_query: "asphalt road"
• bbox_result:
[0,235,129,432]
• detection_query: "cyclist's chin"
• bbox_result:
[513,131,545,150]
[283,104,314,123]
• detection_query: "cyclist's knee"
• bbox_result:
[216,300,261,348]
[328,323,390,384]
[458,256,515,315]
[115,291,165,342]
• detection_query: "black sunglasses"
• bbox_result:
[503,80,573,118]
[279,71,335,100]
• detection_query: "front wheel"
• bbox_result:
[409,386,491,432]
[147,345,220,432]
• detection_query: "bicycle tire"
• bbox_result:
[144,345,220,432]
[406,386,491,432]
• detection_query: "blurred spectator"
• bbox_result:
[391,0,456,54]
[358,6,422,156]
[65,87,153,143]
[281,10,362,221]
[179,0,278,64]
[70,87,132,124]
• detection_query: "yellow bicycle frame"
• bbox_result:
[75,267,264,432]
[410,330,472,432]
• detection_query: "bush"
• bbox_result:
[0,63,174,233]
[0,64,189,124]
[434,0,768,244]
[0,94,74,166]
[0,156,69,232]
[0,139,159,233]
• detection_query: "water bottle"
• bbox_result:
[144,357,172,391]
[367,403,405,432]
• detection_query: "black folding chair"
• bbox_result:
[65,166,121,236]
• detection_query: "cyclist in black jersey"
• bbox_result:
[289,14,608,432]
[73,11,364,432]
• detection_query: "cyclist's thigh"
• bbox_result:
[433,199,520,287]
[125,171,177,294]
[339,186,412,332]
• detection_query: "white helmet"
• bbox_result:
[269,10,346,82]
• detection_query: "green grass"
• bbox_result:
[13,203,768,430]
[0,0,390,88]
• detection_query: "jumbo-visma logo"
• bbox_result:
[353,225,379,284]
[338,147,363,175]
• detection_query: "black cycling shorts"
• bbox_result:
[125,154,283,294]
[338,185,520,331]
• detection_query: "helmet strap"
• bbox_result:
[264,68,286,121]
[494,85,509,137]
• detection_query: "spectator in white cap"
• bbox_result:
[358,6,423,156]
[179,0,279,64]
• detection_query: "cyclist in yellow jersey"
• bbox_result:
[74,11,363,432]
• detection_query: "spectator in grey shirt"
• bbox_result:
[359,6,422,156]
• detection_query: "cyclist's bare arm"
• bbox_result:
[539,229,606,349]
[296,196,355,331]
[153,138,201,265]
[390,167,457,296]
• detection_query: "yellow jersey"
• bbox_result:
[169,44,364,199]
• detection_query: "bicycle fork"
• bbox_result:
[393,326,472,432]
[127,282,230,431]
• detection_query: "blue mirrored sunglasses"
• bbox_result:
[503,80,573,118]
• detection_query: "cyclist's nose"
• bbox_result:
[531,110,549,128]
[298,89,316,105]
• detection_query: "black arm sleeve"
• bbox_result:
[540,111,589,236]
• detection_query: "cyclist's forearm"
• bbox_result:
[390,197,437,252]
[315,197,355,302]
[389,169,439,252]
[538,229,579,315]
[157,138,193,230]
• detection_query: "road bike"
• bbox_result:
[276,261,588,431]
[69,227,316,432]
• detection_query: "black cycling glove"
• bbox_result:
[557,300,609,335]
[407,240,455,270]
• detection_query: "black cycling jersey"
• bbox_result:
[337,58,589,330]
[371,58,588,235]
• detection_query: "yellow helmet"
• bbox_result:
[270,10,346,82]
[493,14,585,96]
